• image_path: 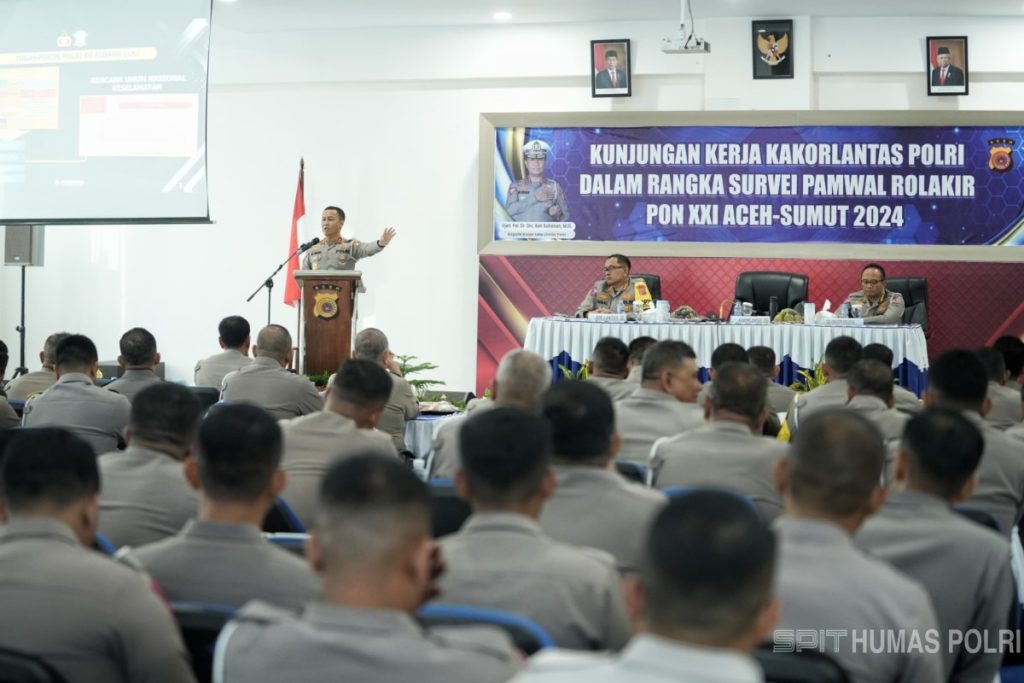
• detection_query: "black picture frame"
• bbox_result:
[926,36,969,96]
[752,20,793,79]
[591,39,631,98]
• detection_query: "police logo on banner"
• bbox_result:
[989,138,1014,172]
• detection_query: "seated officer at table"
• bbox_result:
[575,254,641,318]
[842,263,905,325]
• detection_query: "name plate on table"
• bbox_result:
[587,313,628,323]
[729,316,771,325]
[828,318,865,327]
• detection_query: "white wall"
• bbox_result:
[2,15,1022,389]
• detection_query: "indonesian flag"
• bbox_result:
[283,158,305,306]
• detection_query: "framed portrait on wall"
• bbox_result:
[927,36,968,96]
[591,39,631,98]
[752,20,793,79]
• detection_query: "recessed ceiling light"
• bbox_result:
[493,11,512,21]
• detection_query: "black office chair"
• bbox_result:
[631,274,661,302]
[262,497,306,533]
[734,272,809,315]
[754,646,850,683]
[416,604,554,655]
[187,386,221,412]
[171,602,235,683]
[885,277,929,331]
[614,459,648,484]
[428,479,472,538]
[0,647,68,683]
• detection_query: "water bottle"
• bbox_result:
[769,296,779,320]
[616,299,625,315]
[732,300,743,319]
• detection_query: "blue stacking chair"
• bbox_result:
[263,532,309,557]
[417,603,554,655]
[171,602,236,683]
[754,646,850,683]
[659,486,759,514]
[262,497,305,533]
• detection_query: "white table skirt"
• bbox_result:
[523,317,929,371]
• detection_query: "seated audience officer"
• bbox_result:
[194,315,253,388]
[695,342,748,408]
[976,346,1023,430]
[862,342,921,413]
[538,380,665,574]
[585,337,634,401]
[844,359,910,443]
[22,333,132,454]
[0,340,17,429]
[215,455,519,683]
[773,409,942,683]
[105,327,163,403]
[625,336,656,384]
[98,383,201,548]
[856,408,1013,683]
[0,428,196,683]
[785,335,862,438]
[130,403,320,610]
[747,345,795,415]
[509,491,778,683]
[438,406,630,651]
[3,331,68,401]
[352,328,419,454]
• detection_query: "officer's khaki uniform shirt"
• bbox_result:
[221,356,322,420]
[508,634,764,683]
[575,278,640,318]
[194,348,252,387]
[98,445,198,549]
[845,394,910,442]
[962,410,1024,538]
[301,237,383,271]
[586,375,636,402]
[842,288,906,325]
[986,381,1023,430]
[429,402,500,480]
[0,517,196,683]
[377,373,418,453]
[22,372,132,454]
[438,512,631,651]
[650,420,787,520]
[4,367,56,401]
[613,388,704,463]
[215,601,519,683]
[130,520,321,611]
[280,410,399,528]
[105,368,162,403]
[539,466,666,574]
[785,378,849,438]
[774,516,943,683]
[893,384,922,413]
[856,490,1014,683]
[766,381,796,414]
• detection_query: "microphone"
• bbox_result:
[298,237,320,252]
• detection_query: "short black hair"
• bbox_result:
[824,336,863,375]
[607,253,631,271]
[642,491,776,640]
[901,408,983,499]
[862,263,886,281]
[459,407,552,505]
[788,409,885,516]
[119,327,158,367]
[974,347,1007,384]
[709,362,766,420]
[218,316,251,349]
[628,336,657,366]
[862,343,895,368]
[605,49,619,59]
[591,337,629,376]
[2,428,99,513]
[330,359,393,410]
[847,360,895,400]
[710,343,748,371]
[198,404,282,503]
[642,340,696,381]
[746,346,777,376]
[55,334,98,371]
[541,380,614,465]
[994,336,1024,379]
[929,349,988,411]
[130,384,203,449]
[323,206,346,221]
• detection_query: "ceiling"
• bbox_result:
[214,0,1024,32]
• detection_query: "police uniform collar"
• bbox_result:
[882,489,951,516]
[252,356,286,369]
[0,516,82,548]
[55,372,96,385]
[621,634,763,682]
[180,519,265,543]
[847,394,889,413]
[460,511,545,537]
[706,419,757,436]
[303,602,424,636]
[774,516,853,547]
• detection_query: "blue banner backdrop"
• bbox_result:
[493,125,1024,246]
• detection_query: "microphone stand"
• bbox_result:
[246,241,317,327]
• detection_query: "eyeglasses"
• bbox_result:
[861,279,883,285]
[602,265,625,273]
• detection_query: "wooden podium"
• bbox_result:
[294,270,362,376]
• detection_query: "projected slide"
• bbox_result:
[0,0,212,223]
